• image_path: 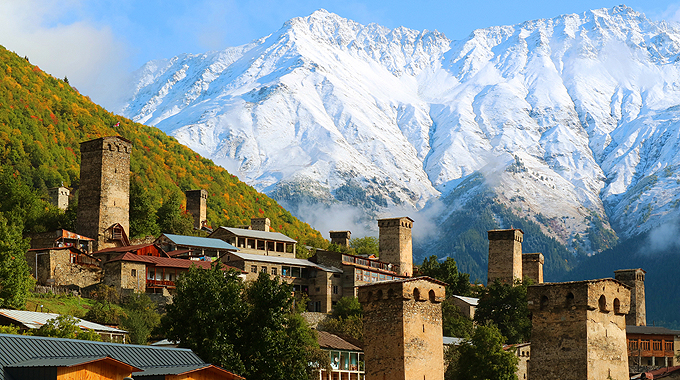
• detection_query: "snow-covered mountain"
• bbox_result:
[121,5,680,253]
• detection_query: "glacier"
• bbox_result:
[121,5,680,254]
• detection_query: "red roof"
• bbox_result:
[93,243,163,255]
[107,252,242,272]
[640,365,680,379]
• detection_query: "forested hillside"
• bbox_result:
[0,45,323,245]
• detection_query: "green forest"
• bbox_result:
[0,45,324,245]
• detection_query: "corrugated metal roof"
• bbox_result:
[451,295,479,306]
[443,337,465,345]
[214,227,297,243]
[0,333,207,380]
[132,363,209,376]
[8,356,141,371]
[228,251,328,270]
[160,234,239,250]
[627,325,680,335]
[0,309,126,334]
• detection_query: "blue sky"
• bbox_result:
[1,0,680,110]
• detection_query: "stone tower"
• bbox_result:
[614,268,646,326]
[48,186,70,210]
[358,277,445,380]
[329,231,351,248]
[185,189,208,229]
[487,229,523,284]
[527,279,630,380]
[522,252,544,284]
[378,217,413,277]
[251,217,270,232]
[77,136,132,251]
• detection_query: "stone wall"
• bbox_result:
[522,252,544,284]
[104,261,146,293]
[358,277,445,380]
[487,229,523,284]
[26,249,101,288]
[614,268,646,326]
[378,217,413,277]
[527,279,630,380]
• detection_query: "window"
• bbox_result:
[355,269,362,281]
[131,269,137,277]
[271,267,277,276]
[641,340,650,350]
[147,268,154,280]
[261,266,268,273]
[653,340,662,351]
[291,267,301,278]
[257,240,265,250]
[251,265,257,273]
[70,253,77,264]
[628,339,639,350]
[665,341,673,351]
[333,285,339,294]
[282,266,290,276]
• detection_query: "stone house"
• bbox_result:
[209,218,297,258]
[28,229,94,253]
[448,294,479,319]
[317,330,364,380]
[25,246,101,288]
[505,342,530,380]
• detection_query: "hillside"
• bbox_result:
[0,45,323,245]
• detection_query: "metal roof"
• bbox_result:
[0,333,207,380]
[8,356,142,371]
[160,234,238,250]
[626,325,680,335]
[0,309,126,334]
[443,337,465,345]
[451,295,479,306]
[227,251,329,270]
[214,227,297,243]
[132,363,209,376]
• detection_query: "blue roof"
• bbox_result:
[160,234,238,251]
[0,334,206,380]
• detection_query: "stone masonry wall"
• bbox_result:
[614,269,646,326]
[522,253,544,284]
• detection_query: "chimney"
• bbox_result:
[330,231,351,248]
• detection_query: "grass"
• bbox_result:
[25,293,98,317]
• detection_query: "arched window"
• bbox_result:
[613,298,621,314]
[413,288,420,301]
[599,295,607,312]
[540,295,549,311]
[429,289,436,302]
[565,292,575,309]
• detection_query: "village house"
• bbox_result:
[25,246,101,289]
[317,330,364,380]
[92,242,169,263]
[0,309,127,343]
[0,333,243,380]
[209,218,298,258]
[28,229,94,253]
[155,233,238,260]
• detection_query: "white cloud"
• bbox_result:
[0,0,132,110]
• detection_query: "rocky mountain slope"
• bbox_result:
[121,5,680,260]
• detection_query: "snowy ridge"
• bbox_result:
[121,5,680,251]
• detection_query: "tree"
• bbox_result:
[442,302,473,339]
[332,296,362,319]
[156,191,195,235]
[350,236,378,256]
[474,279,531,344]
[120,292,161,345]
[162,266,323,380]
[32,315,102,341]
[419,255,471,297]
[0,213,35,309]
[447,324,518,380]
[319,296,364,341]
[129,179,160,239]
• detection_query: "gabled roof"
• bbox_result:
[159,234,238,251]
[211,227,297,243]
[317,331,362,351]
[0,333,218,380]
[451,295,479,306]
[107,253,244,273]
[0,309,126,334]
[93,243,166,255]
[134,363,245,379]
[8,355,142,372]
[226,251,328,270]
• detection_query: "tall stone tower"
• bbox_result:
[522,252,544,284]
[358,277,445,380]
[251,217,270,232]
[77,136,132,251]
[527,279,630,380]
[614,268,646,326]
[329,231,351,248]
[48,186,70,210]
[378,217,413,277]
[185,189,208,229]
[487,229,524,284]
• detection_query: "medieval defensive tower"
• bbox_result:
[487,229,523,284]
[329,231,351,248]
[378,217,413,277]
[48,186,70,210]
[527,279,630,380]
[614,268,646,326]
[185,189,208,229]
[251,217,270,232]
[358,277,445,380]
[77,136,132,251]
[522,252,544,284]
